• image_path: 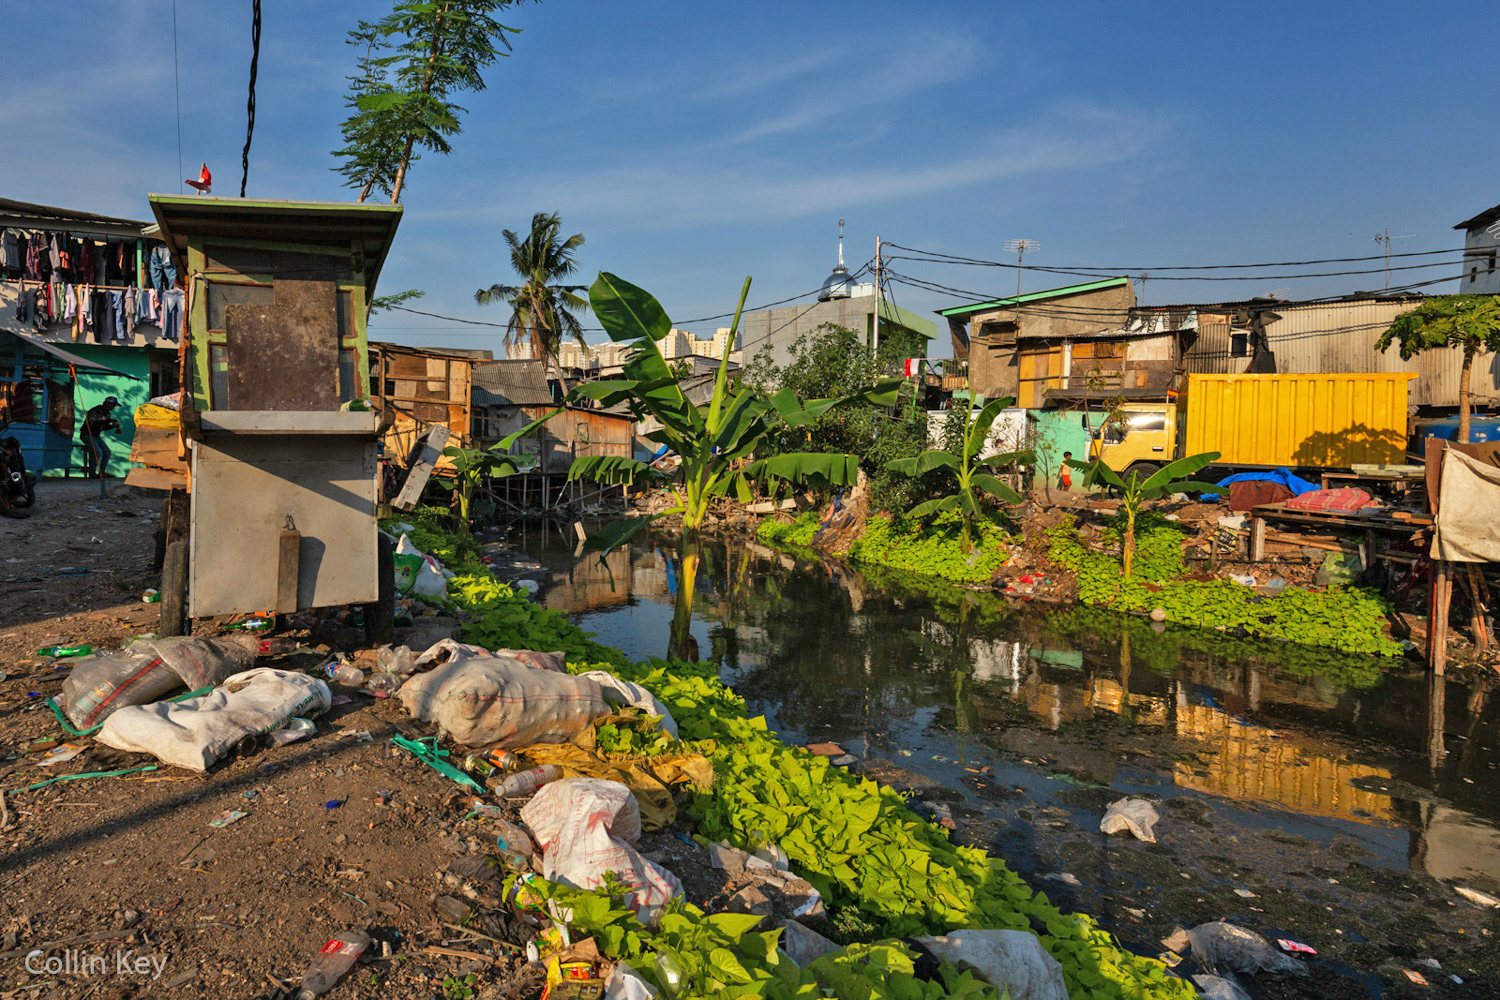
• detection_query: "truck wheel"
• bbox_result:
[1126,462,1161,482]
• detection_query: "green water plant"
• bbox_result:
[1070,452,1220,577]
[886,395,1031,553]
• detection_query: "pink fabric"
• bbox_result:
[1286,488,1373,513]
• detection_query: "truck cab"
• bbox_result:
[1092,402,1178,479]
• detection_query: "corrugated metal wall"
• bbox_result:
[1184,373,1413,467]
[1262,300,1499,408]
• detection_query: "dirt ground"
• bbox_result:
[0,481,780,1000]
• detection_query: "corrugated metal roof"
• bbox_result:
[938,277,1131,317]
[0,197,151,236]
[1455,202,1500,232]
[472,359,555,406]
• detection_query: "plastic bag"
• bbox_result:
[376,644,417,676]
[399,653,606,747]
[913,930,1068,1000]
[780,919,840,968]
[394,534,448,598]
[60,635,260,729]
[1165,921,1305,976]
[520,778,682,926]
[604,962,657,1000]
[576,669,679,739]
[1192,974,1252,1000]
[96,668,331,771]
[1099,797,1160,843]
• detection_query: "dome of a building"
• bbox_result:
[818,263,854,301]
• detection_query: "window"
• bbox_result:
[1103,410,1166,444]
[1231,332,1249,357]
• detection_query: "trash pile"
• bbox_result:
[7,529,1096,1000]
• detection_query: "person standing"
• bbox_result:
[80,396,121,479]
[1056,451,1074,492]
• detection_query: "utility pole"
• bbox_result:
[1374,227,1415,291]
[1139,272,1148,307]
[1003,239,1040,299]
[873,235,882,356]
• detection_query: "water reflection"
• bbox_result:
[523,531,1500,892]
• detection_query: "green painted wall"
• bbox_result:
[63,346,152,479]
[1025,409,1103,490]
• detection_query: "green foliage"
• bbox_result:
[744,323,933,514]
[332,1,527,203]
[435,408,558,532]
[369,287,425,314]
[440,973,479,1000]
[757,511,1011,586]
[415,517,1192,1000]
[888,396,1030,552]
[473,212,588,366]
[569,274,900,549]
[1047,517,1402,656]
[1376,294,1500,442]
[1073,453,1220,577]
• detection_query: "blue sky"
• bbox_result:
[3,0,1495,356]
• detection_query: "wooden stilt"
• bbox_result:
[1432,559,1451,676]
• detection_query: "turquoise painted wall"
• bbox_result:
[64,346,151,478]
[1025,409,1104,490]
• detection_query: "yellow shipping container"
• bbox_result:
[1182,373,1414,468]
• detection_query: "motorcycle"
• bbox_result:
[0,422,37,517]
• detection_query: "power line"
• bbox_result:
[883,241,1467,272]
[884,253,1467,283]
[240,0,262,198]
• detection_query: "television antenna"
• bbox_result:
[1003,239,1039,299]
[1373,228,1415,291]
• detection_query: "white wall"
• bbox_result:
[1462,224,1500,294]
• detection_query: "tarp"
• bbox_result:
[0,330,141,378]
[515,740,712,830]
[1432,448,1500,562]
[1201,467,1319,501]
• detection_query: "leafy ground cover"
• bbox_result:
[401,516,1194,999]
[759,512,1009,587]
[1046,514,1402,657]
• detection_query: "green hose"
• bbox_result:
[45,686,216,736]
[27,765,158,791]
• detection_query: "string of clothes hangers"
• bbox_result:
[1,227,183,344]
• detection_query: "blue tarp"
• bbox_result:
[1201,467,1319,501]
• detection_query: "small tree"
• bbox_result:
[1071,453,1220,577]
[1376,295,1500,443]
[886,395,1032,552]
[333,1,528,204]
[436,409,558,534]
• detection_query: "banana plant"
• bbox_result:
[1068,451,1221,577]
[567,271,900,656]
[885,394,1033,552]
[437,408,560,535]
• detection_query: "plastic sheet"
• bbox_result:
[1165,921,1306,976]
[913,929,1068,1000]
[1099,797,1160,843]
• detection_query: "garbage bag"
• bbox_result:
[1192,974,1253,1000]
[399,653,607,747]
[394,533,449,598]
[495,649,567,672]
[604,962,657,1000]
[1100,797,1160,843]
[60,635,260,729]
[520,777,682,926]
[1166,921,1305,976]
[576,670,679,739]
[96,668,331,771]
[912,930,1068,1000]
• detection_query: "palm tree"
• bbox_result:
[474,212,588,366]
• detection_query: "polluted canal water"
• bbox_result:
[507,526,1500,997]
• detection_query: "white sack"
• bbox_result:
[521,778,681,926]
[399,655,606,747]
[604,962,658,1000]
[577,670,679,739]
[1432,449,1500,562]
[96,668,331,771]
[413,638,497,670]
[1100,797,1160,843]
[914,930,1068,1000]
[395,533,450,597]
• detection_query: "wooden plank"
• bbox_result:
[224,279,340,410]
[276,529,301,613]
[1432,559,1451,676]
[160,487,190,637]
[1249,517,1267,562]
[392,424,450,511]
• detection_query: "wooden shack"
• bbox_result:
[369,342,478,470]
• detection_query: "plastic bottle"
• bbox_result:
[365,672,401,698]
[36,644,92,658]
[141,589,160,604]
[490,765,560,798]
[491,818,536,863]
[297,929,371,999]
[324,660,365,686]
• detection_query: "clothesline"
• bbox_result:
[3,277,150,293]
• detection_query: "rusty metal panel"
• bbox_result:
[188,434,378,616]
[224,280,340,410]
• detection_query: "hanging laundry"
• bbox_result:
[123,287,137,337]
[108,291,127,341]
[159,288,184,342]
[135,285,158,325]
[148,246,176,293]
[90,290,107,344]
[1,231,21,272]
[63,284,77,324]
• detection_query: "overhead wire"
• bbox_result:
[883,241,1469,272]
[240,0,262,198]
